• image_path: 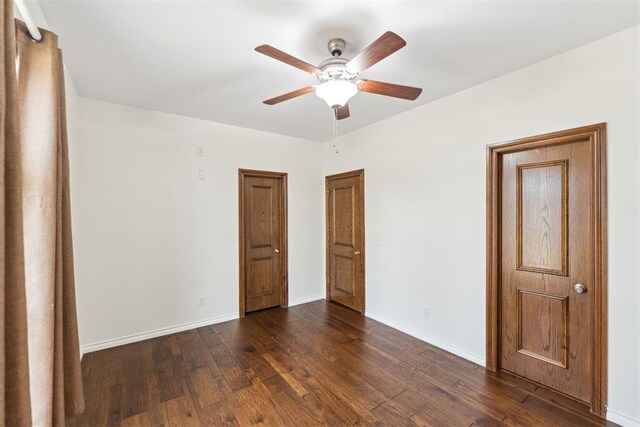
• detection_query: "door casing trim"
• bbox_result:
[325,169,366,314]
[238,169,288,317]
[486,123,607,417]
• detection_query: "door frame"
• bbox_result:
[325,169,366,314]
[238,169,288,317]
[486,123,607,417]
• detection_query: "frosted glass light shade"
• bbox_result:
[315,80,358,108]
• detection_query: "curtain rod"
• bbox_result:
[14,0,43,42]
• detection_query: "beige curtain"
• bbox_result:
[1,0,32,425]
[1,3,84,424]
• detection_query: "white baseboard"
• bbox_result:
[81,294,326,356]
[289,294,325,307]
[365,310,486,367]
[81,312,238,356]
[607,409,640,427]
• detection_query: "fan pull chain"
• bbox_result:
[332,108,339,155]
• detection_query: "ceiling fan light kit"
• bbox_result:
[256,32,422,120]
[315,80,358,108]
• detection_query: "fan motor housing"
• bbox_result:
[317,57,357,83]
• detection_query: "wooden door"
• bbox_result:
[326,170,365,313]
[488,124,607,412]
[239,170,288,315]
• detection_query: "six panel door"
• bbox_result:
[500,141,593,402]
[326,171,365,313]
[243,175,283,312]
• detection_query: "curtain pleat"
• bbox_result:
[17,21,59,426]
[1,0,32,425]
[14,18,84,427]
[53,49,84,425]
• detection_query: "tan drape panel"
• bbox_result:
[15,20,84,426]
[1,1,32,426]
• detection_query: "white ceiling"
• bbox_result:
[38,0,639,142]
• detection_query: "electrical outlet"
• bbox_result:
[423,307,430,318]
[197,296,205,307]
[196,145,205,157]
[198,170,206,180]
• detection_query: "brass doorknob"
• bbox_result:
[274,248,280,253]
[354,251,361,256]
[574,283,586,294]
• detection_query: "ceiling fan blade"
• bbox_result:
[335,103,350,120]
[255,45,322,75]
[263,86,315,105]
[346,32,406,74]
[357,80,422,101]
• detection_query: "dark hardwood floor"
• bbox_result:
[71,301,615,426]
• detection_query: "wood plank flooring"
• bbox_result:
[70,301,615,426]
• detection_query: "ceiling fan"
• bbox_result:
[255,32,422,120]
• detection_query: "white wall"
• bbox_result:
[78,99,325,351]
[323,27,639,424]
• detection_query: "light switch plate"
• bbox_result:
[196,146,205,157]
[198,170,206,180]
